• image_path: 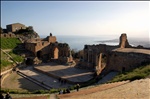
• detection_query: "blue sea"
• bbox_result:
[40,35,119,51]
[40,34,149,50]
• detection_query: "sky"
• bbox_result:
[1,1,150,38]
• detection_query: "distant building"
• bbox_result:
[6,23,26,33]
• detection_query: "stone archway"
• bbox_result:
[54,47,59,59]
[25,58,33,65]
[95,53,107,75]
[101,53,107,68]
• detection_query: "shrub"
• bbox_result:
[33,90,50,94]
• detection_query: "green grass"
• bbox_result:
[0,51,24,70]
[0,38,21,49]
[0,38,23,70]
[0,59,12,69]
[8,51,24,62]
[109,64,150,83]
[0,51,24,69]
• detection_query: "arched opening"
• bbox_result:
[37,51,42,59]
[101,53,107,67]
[54,47,59,59]
[25,58,33,65]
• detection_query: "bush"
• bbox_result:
[33,90,50,94]
[9,51,24,62]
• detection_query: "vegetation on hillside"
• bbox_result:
[14,26,34,34]
[109,64,150,83]
[14,26,39,39]
[0,50,24,70]
[0,38,21,49]
[0,38,24,70]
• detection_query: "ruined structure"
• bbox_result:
[25,33,73,64]
[0,32,16,38]
[1,23,39,39]
[80,33,150,75]
[119,33,131,48]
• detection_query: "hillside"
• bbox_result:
[0,38,21,49]
[0,38,24,71]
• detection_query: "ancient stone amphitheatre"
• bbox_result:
[1,31,150,99]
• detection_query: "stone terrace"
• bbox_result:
[34,62,94,83]
[113,48,150,55]
[19,66,72,89]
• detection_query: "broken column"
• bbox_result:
[119,33,131,48]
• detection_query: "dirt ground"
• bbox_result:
[2,72,44,91]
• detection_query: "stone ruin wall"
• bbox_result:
[24,33,72,64]
[81,44,118,69]
[1,32,16,38]
[102,52,150,75]
[81,33,150,75]
[82,44,150,75]
[25,35,57,56]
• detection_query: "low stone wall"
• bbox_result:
[102,51,150,75]
[1,33,16,38]
[0,68,13,87]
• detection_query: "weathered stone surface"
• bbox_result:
[24,33,72,64]
[81,33,150,76]
[119,33,131,48]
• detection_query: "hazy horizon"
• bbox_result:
[40,34,150,50]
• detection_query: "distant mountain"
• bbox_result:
[96,37,150,48]
[96,39,119,43]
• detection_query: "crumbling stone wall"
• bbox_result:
[102,52,150,75]
[24,33,72,64]
[0,32,16,38]
[82,44,117,69]
[81,33,150,75]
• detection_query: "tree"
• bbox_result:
[27,26,34,33]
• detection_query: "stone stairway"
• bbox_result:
[17,71,52,90]
[57,80,129,99]
[97,71,118,84]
